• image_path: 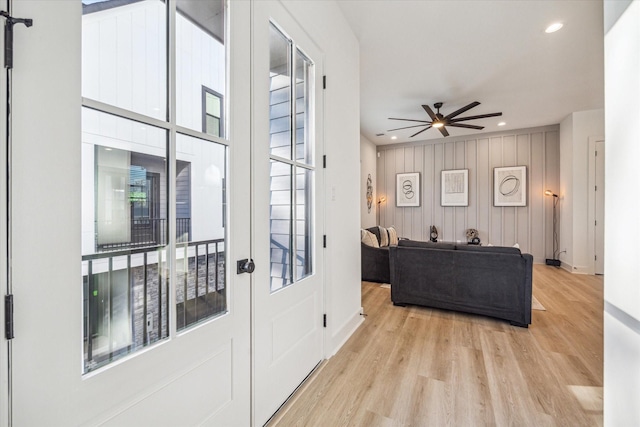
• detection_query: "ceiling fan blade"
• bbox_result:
[438,126,449,137]
[387,124,431,132]
[388,117,431,123]
[422,105,438,121]
[444,101,481,120]
[448,123,484,130]
[410,125,432,138]
[450,112,502,122]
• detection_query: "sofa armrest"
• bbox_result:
[361,243,390,283]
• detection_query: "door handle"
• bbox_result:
[236,259,255,274]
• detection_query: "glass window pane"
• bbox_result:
[82,0,167,120]
[176,0,226,136]
[82,108,169,373]
[295,49,312,165]
[206,115,220,137]
[206,92,221,117]
[295,167,313,280]
[176,134,227,330]
[269,25,292,159]
[270,160,292,291]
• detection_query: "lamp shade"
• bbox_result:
[544,190,558,197]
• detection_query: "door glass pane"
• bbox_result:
[82,108,169,373]
[270,160,292,291]
[269,25,292,159]
[176,0,226,136]
[82,0,167,120]
[295,49,312,165]
[176,134,227,330]
[295,167,313,280]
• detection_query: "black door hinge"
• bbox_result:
[323,75,326,89]
[323,314,327,328]
[323,155,326,168]
[0,11,33,69]
[5,295,14,340]
[323,235,327,248]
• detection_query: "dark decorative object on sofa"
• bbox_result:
[429,225,438,242]
[361,226,390,283]
[389,240,532,327]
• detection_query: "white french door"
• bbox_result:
[251,2,325,425]
[4,1,252,425]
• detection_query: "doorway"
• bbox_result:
[588,137,605,275]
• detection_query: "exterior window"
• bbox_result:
[203,87,224,137]
[81,0,228,373]
[268,24,314,291]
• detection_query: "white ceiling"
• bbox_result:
[336,0,604,145]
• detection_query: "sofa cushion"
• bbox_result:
[387,226,399,246]
[366,226,382,246]
[377,226,389,247]
[455,244,521,255]
[398,239,456,250]
[361,229,380,248]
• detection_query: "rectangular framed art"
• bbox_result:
[441,169,468,206]
[396,172,420,207]
[494,166,527,206]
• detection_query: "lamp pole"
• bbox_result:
[377,197,386,226]
[544,190,560,266]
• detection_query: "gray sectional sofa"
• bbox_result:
[389,239,533,327]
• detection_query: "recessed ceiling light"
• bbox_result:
[545,22,563,33]
[498,122,506,126]
[391,136,397,140]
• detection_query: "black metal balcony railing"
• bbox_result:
[82,237,225,373]
[96,218,191,251]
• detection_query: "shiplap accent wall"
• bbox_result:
[377,125,559,263]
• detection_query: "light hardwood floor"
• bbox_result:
[268,265,603,426]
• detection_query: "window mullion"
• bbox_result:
[167,0,178,339]
[290,42,297,283]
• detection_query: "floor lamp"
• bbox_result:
[544,190,561,266]
[377,196,386,226]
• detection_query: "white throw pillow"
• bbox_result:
[361,229,380,248]
[377,226,389,247]
[387,226,399,246]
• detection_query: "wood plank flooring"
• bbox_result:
[268,265,603,426]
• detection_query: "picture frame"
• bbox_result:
[441,169,468,206]
[396,172,420,207]
[494,166,527,206]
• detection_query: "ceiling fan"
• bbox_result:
[388,102,502,138]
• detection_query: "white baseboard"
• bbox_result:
[327,307,364,358]
[560,261,589,274]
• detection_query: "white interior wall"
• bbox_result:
[559,114,574,267]
[360,135,377,228]
[604,0,640,424]
[571,109,605,273]
[376,126,559,263]
[559,109,604,273]
[280,0,362,356]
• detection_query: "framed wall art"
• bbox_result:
[396,172,420,207]
[441,169,468,206]
[494,166,527,206]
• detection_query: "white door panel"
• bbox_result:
[252,1,325,424]
[7,1,251,425]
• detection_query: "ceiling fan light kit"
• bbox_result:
[388,101,502,138]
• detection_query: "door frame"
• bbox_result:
[587,136,605,275]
